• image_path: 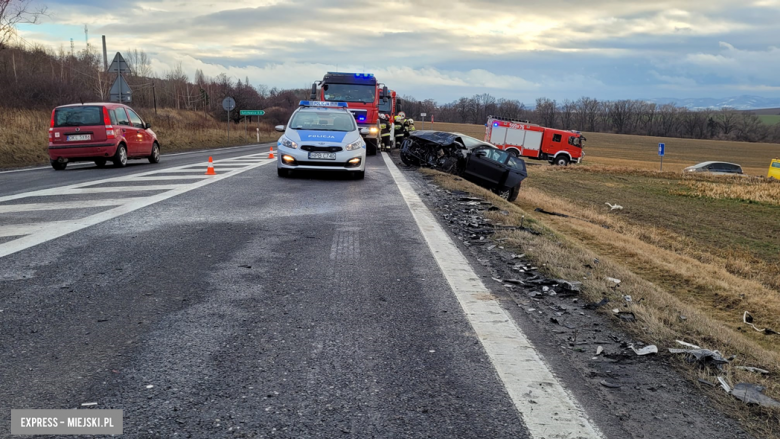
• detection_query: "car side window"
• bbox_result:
[115,108,131,126]
[552,134,562,142]
[126,109,145,129]
[108,109,118,125]
[507,156,525,172]
[485,148,509,164]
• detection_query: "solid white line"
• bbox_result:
[0,158,275,258]
[381,153,604,439]
[114,175,212,181]
[0,198,147,213]
[56,186,186,194]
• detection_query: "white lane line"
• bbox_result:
[0,221,75,238]
[144,168,247,173]
[0,143,273,174]
[0,158,275,258]
[54,186,185,194]
[0,198,147,213]
[381,153,604,439]
[114,175,212,181]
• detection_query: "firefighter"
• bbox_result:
[394,111,407,147]
[379,113,392,151]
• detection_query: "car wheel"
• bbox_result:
[353,171,365,180]
[148,142,161,164]
[554,155,570,166]
[94,159,107,168]
[277,168,287,177]
[51,160,67,171]
[507,184,520,202]
[113,144,128,167]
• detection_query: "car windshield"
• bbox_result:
[457,134,489,149]
[54,106,103,127]
[289,111,356,132]
[323,84,375,103]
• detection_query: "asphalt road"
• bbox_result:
[0,145,530,438]
[0,144,751,439]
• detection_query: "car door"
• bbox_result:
[114,107,138,155]
[464,147,510,188]
[504,156,528,189]
[125,108,150,156]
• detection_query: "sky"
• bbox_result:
[15,0,780,104]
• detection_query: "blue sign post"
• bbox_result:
[658,143,665,171]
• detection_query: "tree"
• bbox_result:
[0,0,47,49]
[534,97,557,128]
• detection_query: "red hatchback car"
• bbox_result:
[48,103,160,170]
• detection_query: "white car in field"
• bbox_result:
[275,101,366,179]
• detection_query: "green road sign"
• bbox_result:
[240,110,265,116]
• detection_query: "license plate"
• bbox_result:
[308,152,336,160]
[67,134,91,141]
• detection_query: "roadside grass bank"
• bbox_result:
[420,166,780,438]
[0,107,278,169]
[422,121,780,176]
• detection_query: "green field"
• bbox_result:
[759,114,780,125]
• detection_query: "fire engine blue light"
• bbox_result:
[354,73,374,78]
[358,116,366,121]
[494,122,499,127]
[299,101,348,108]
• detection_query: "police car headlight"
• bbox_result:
[279,136,298,149]
[345,139,364,151]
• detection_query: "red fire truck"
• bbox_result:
[311,72,391,156]
[484,115,585,166]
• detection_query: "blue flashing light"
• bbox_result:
[354,73,374,78]
[358,116,366,122]
[299,100,348,108]
[493,122,499,127]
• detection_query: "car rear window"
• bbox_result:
[54,106,103,127]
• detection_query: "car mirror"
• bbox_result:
[275,125,286,132]
[359,128,370,135]
[145,122,152,129]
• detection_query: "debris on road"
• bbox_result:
[145,385,154,389]
[616,312,636,323]
[533,208,570,218]
[735,366,770,375]
[585,298,609,310]
[718,376,732,393]
[675,340,701,349]
[606,277,621,285]
[731,383,780,408]
[698,378,717,387]
[630,345,658,356]
[743,311,778,335]
[600,380,621,389]
[605,202,623,211]
[596,346,604,356]
[669,348,730,368]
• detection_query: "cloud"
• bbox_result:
[12,0,780,102]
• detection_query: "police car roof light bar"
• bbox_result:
[299,101,348,108]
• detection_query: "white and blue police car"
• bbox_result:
[275,101,366,179]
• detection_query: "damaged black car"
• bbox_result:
[400,131,528,201]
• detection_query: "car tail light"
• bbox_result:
[49,109,55,140]
[103,107,115,140]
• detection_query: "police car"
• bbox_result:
[275,101,366,179]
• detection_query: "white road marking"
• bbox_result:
[0,155,275,258]
[113,175,212,181]
[381,153,604,439]
[0,198,147,213]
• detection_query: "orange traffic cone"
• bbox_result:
[205,156,216,175]
[268,147,275,159]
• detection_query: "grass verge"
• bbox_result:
[0,107,278,169]
[420,166,780,438]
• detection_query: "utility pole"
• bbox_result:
[101,36,108,71]
[152,82,158,115]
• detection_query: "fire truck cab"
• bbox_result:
[485,115,585,166]
[312,72,390,156]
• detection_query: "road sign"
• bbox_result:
[222,97,236,112]
[107,52,131,73]
[658,143,665,157]
[109,75,131,103]
[240,110,265,116]
[420,112,427,117]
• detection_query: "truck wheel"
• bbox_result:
[51,160,67,171]
[366,140,377,156]
[507,149,519,158]
[554,155,570,166]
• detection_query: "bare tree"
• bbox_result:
[560,99,575,129]
[0,0,47,49]
[534,97,557,127]
[716,108,739,137]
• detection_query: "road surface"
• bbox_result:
[0,144,749,438]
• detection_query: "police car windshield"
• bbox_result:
[290,111,356,132]
[323,84,375,103]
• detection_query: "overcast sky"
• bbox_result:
[16,0,780,103]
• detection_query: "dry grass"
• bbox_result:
[423,169,780,437]
[0,107,278,169]
[675,180,780,206]
[422,121,780,176]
